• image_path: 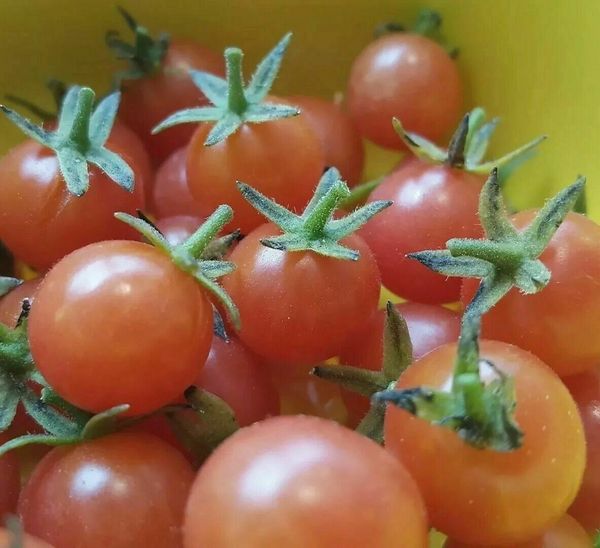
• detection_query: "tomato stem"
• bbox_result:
[180,205,233,259]
[225,48,249,115]
[65,88,94,153]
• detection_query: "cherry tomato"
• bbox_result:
[196,336,279,426]
[0,278,41,327]
[151,147,209,219]
[183,415,428,548]
[28,240,213,415]
[119,40,224,165]
[360,161,483,303]
[155,215,203,247]
[444,514,591,547]
[19,433,194,548]
[186,105,324,234]
[223,223,380,365]
[0,139,146,272]
[0,528,54,548]
[462,212,600,377]
[385,341,585,545]
[288,96,365,185]
[340,302,460,425]
[0,435,20,520]
[564,368,600,532]
[347,33,462,150]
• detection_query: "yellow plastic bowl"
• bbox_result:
[0,0,598,220]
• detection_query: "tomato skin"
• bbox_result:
[186,108,324,235]
[0,140,146,272]
[0,278,41,327]
[462,212,600,377]
[197,336,279,426]
[0,435,20,520]
[288,96,365,185]
[155,215,203,247]
[385,341,585,545]
[223,223,380,365]
[0,528,54,548]
[183,415,428,548]
[564,368,600,532]
[119,40,224,165]
[19,433,194,548]
[359,161,482,303]
[444,514,591,547]
[28,240,213,415]
[347,33,462,150]
[340,302,460,425]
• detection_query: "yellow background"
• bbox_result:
[0,0,598,217]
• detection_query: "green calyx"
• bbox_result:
[238,167,392,260]
[115,207,241,329]
[374,9,458,57]
[106,6,170,84]
[374,170,585,452]
[393,107,546,182]
[0,277,21,298]
[4,79,68,122]
[153,33,298,146]
[313,302,412,443]
[0,86,134,196]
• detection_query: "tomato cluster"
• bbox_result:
[0,7,598,548]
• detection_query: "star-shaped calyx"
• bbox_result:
[153,33,299,146]
[237,167,392,260]
[372,170,585,452]
[0,86,134,196]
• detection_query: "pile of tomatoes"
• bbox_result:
[0,8,599,548]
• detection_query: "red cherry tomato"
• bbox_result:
[340,301,460,425]
[385,341,585,545]
[19,433,194,548]
[183,415,428,548]
[28,240,213,415]
[0,279,41,327]
[0,139,146,272]
[564,368,600,532]
[360,161,483,303]
[223,223,380,365]
[155,215,203,247]
[196,336,279,426]
[462,212,600,377]
[119,40,224,165]
[0,435,20,520]
[0,528,54,548]
[288,96,365,185]
[151,146,210,219]
[186,106,324,234]
[347,33,462,150]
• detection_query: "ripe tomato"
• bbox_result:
[340,302,460,425]
[385,341,585,545]
[28,240,213,415]
[444,514,591,547]
[0,278,41,327]
[119,40,224,164]
[347,33,462,150]
[360,161,483,303]
[0,528,54,548]
[196,335,279,426]
[186,109,324,235]
[155,215,203,247]
[19,433,194,548]
[462,212,600,376]
[564,368,600,532]
[183,415,428,548]
[0,139,146,272]
[0,435,20,519]
[223,223,380,365]
[151,147,209,219]
[288,96,365,185]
